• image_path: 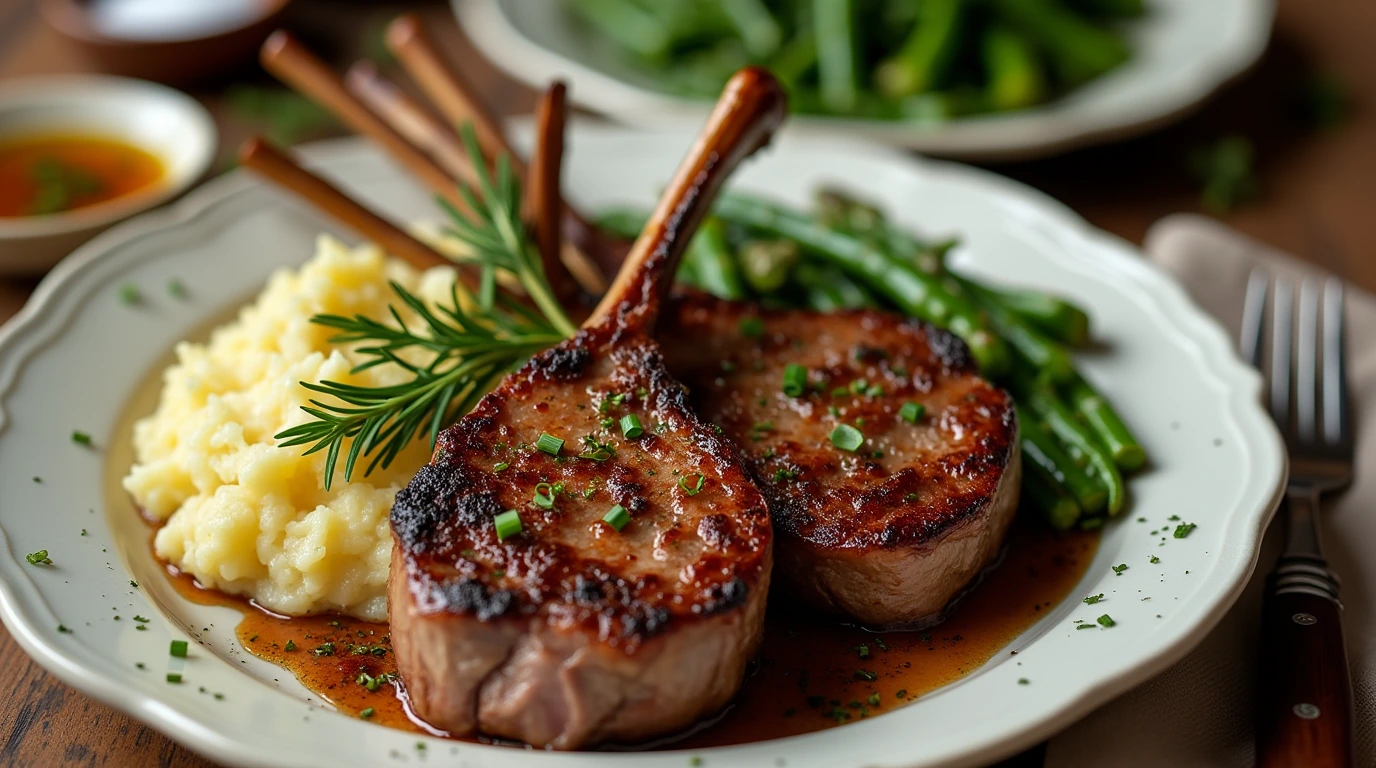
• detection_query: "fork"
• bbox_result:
[1240,272,1355,768]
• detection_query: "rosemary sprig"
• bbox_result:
[274,126,576,488]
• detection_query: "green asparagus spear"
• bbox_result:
[964,280,1090,346]
[1024,456,1082,530]
[875,0,968,99]
[982,27,1047,111]
[812,0,860,113]
[769,27,819,90]
[1067,373,1145,471]
[1017,375,1126,515]
[714,193,1010,374]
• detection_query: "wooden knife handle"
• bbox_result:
[1255,561,1354,768]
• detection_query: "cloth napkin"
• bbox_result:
[1044,215,1376,767]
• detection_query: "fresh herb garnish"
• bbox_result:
[603,504,630,531]
[830,424,864,452]
[782,363,807,397]
[169,640,188,658]
[535,433,565,456]
[1112,563,1128,575]
[533,483,557,509]
[1097,614,1116,628]
[25,550,52,566]
[620,414,645,439]
[71,431,93,447]
[899,402,925,423]
[313,642,335,657]
[494,510,522,540]
[1083,594,1104,605]
[360,707,375,719]
[118,283,142,306]
[1173,522,1196,538]
[678,473,707,496]
[739,317,765,338]
[272,128,577,489]
[284,640,297,652]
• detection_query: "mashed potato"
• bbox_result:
[124,236,461,620]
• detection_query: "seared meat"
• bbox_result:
[661,293,1020,627]
[390,69,787,749]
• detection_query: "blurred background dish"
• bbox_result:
[0,75,216,275]
[40,0,293,86]
[455,0,1275,159]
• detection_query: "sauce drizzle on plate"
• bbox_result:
[166,519,1097,748]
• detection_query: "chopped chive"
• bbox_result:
[535,433,564,456]
[360,707,375,719]
[71,430,92,446]
[864,384,884,397]
[782,363,807,397]
[739,317,765,338]
[167,278,187,299]
[848,378,868,395]
[284,640,297,651]
[1112,563,1128,575]
[166,673,182,683]
[853,669,877,682]
[25,550,51,566]
[1097,614,1116,628]
[533,483,556,509]
[313,642,335,656]
[495,510,522,540]
[169,640,188,657]
[1149,555,1161,564]
[1083,594,1104,605]
[1076,623,1097,630]
[118,283,141,305]
[493,461,509,472]
[899,402,925,423]
[603,504,630,531]
[620,414,644,439]
[830,424,864,452]
[1173,522,1196,538]
[598,392,626,413]
[1018,678,1030,685]
[678,473,706,496]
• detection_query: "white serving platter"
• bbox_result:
[456,0,1274,160]
[0,126,1284,767]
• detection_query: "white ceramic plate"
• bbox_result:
[0,128,1284,768]
[455,0,1274,160]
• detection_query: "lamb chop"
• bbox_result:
[255,27,1020,630]
[387,69,787,749]
[658,295,1020,627]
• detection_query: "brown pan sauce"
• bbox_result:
[167,518,1097,748]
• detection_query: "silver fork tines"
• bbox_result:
[1240,270,1353,494]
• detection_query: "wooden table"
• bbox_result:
[1,0,1372,765]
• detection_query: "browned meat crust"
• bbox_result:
[660,293,1021,626]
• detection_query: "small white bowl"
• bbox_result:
[0,76,216,275]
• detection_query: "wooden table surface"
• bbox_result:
[0,0,1372,765]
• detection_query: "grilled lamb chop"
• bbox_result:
[389,69,787,749]
[660,293,1020,627]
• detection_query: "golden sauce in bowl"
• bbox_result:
[0,135,164,218]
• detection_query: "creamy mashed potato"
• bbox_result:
[124,236,461,620]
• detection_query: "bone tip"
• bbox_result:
[260,29,294,64]
[237,137,270,166]
[385,14,421,50]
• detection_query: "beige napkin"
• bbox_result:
[1044,214,1376,767]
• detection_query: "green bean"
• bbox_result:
[813,188,953,274]
[1067,373,1145,471]
[714,193,1010,374]
[794,263,876,311]
[738,238,801,293]
[982,27,1047,111]
[685,217,748,300]
[990,0,1131,85]
[1017,404,1106,514]
[594,208,648,240]
[812,0,860,112]
[1024,456,1081,530]
[968,281,1090,346]
[960,278,1074,382]
[567,0,673,60]
[1017,376,1126,515]
[714,0,782,58]
[875,0,967,99]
